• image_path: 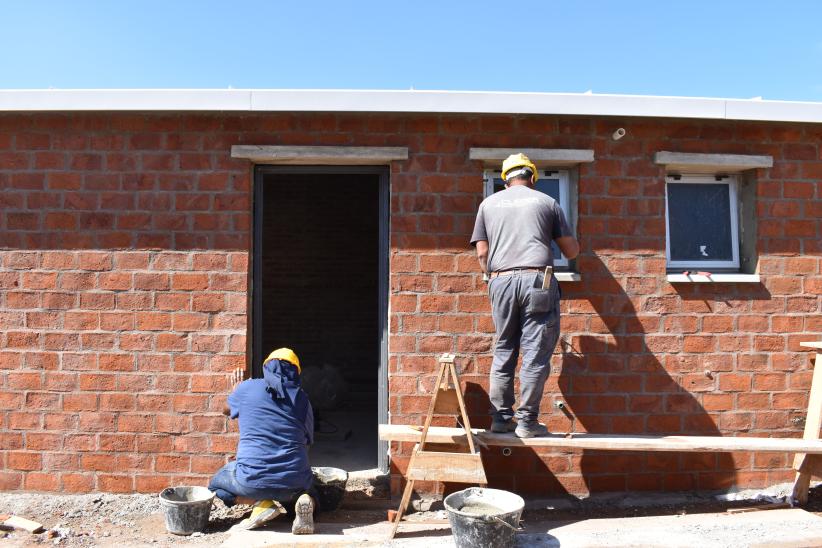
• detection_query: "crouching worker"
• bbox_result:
[208,348,316,533]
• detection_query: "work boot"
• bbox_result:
[490,418,517,433]
[291,493,315,535]
[245,499,284,530]
[515,421,549,439]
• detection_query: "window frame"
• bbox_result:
[664,174,740,270]
[482,168,572,269]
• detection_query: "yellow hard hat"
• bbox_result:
[501,153,539,182]
[265,348,301,374]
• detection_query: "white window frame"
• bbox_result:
[665,175,740,270]
[483,169,571,269]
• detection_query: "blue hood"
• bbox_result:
[263,358,302,404]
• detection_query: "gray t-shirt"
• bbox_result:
[470,185,572,272]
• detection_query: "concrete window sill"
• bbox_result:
[666,273,760,283]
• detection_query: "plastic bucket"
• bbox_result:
[444,487,524,548]
[312,466,348,511]
[158,486,215,535]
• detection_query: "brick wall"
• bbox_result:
[0,113,820,496]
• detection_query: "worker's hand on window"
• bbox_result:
[229,367,245,390]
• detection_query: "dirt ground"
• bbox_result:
[3,484,822,547]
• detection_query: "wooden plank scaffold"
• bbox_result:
[389,353,487,539]
[381,340,822,506]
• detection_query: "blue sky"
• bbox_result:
[1,0,820,101]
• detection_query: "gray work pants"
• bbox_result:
[488,270,560,423]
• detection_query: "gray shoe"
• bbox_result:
[291,494,315,535]
[515,421,549,438]
[490,418,517,433]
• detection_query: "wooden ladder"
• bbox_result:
[792,341,822,504]
[389,353,487,539]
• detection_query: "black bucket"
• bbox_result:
[312,466,348,511]
[158,486,214,535]
[444,487,524,548]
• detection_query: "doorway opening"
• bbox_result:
[252,166,389,473]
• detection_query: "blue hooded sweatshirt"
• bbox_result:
[227,358,314,491]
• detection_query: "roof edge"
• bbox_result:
[0,89,820,124]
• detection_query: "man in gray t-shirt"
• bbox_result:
[470,153,579,438]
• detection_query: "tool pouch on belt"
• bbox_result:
[527,267,560,322]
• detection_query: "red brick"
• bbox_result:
[156,414,190,433]
[62,473,94,493]
[719,373,751,392]
[77,372,113,392]
[60,272,96,290]
[81,454,117,472]
[8,452,41,471]
[63,433,95,452]
[64,311,99,330]
[62,353,97,371]
[390,294,417,312]
[136,355,170,373]
[24,472,60,491]
[80,292,115,310]
[773,392,807,409]
[79,412,116,432]
[44,372,77,391]
[171,393,211,415]
[191,415,227,433]
[192,293,225,312]
[136,312,172,331]
[193,253,227,270]
[99,393,136,411]
[156,333,187,351]
[99,354,134,371]
[457,295,488,313]
[97,474,134,493]
[78,252,112,271]
[97,272,132,290]
[156,454,191,473]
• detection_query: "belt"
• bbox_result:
[489,267,548,279]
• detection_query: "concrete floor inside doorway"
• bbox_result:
[309,408,379,472]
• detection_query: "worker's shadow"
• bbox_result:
[555,254,754,494]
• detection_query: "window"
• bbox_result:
[483,169,572,269]
[665,175,740,270]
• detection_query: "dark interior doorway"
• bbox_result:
[253,166,388,473]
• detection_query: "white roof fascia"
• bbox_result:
[0,89,821,124]
[0,89,252,111]
[725,98,822,124]
[249,90,728,118]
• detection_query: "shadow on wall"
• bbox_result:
[445,255,778,496]
[557,254,772,493]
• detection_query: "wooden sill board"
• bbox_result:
[380,424,822,453]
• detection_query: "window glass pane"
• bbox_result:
[535,179,560,202]
[492,177,561,202]
[667,183,733,262]
[492,176,563,260]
